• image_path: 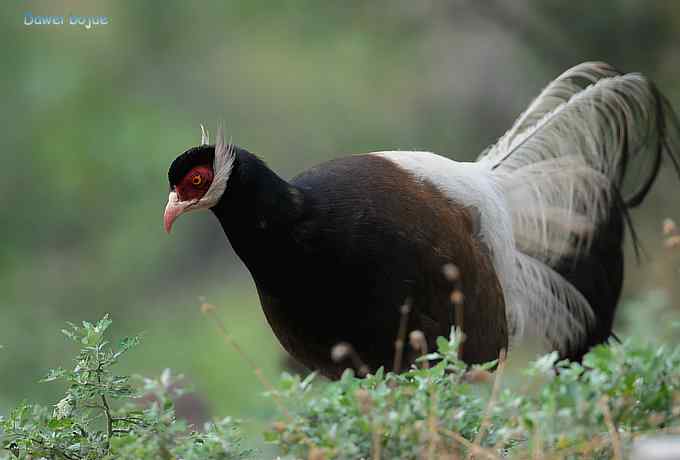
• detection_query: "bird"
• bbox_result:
[164,62,680,379]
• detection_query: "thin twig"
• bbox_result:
[100,394,113,440]
[532,424,542,460]
[409,330,429,369]
[407,328,439,458]
[440,428,501,460]
[96,365,113,449]
[332,342,369,376]
[393,300,411,373]
[468,349,507,459]
[444,263,466,359]
[427,390,440,460]
[372,426,382,460]
[28,437,81,460]
[452,292,465,359]
[112,416,147,427]
[491,434,506,459]
[202,302,322,452]
[599,397,623,460]
[202,303,291,419]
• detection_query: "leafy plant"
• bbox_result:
[4,313,680,459]
[0,315,252,460]
[265,329,680,459]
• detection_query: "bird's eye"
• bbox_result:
[191,175,203,186]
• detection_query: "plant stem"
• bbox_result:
[96,360,113,449]
[101,393,113,443]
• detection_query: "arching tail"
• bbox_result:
[478,62,680,356]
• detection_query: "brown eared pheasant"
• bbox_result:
[163,62,680,378]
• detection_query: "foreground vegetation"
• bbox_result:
[0,316,251,460]
[2,315,680,459]
[267,333,680,459]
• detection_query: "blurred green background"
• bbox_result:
[1,0,680,449]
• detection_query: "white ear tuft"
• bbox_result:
[200,124,210,145]
[196,124,236,208]
[213,125,235,175]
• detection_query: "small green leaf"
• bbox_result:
[41,367,67,383]
[436,336,449,353]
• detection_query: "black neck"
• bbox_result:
[210,148,305,292]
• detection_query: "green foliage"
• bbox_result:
[266,330,680,459]
[4,316,680,459]
[0,316,252,460]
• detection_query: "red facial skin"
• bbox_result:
[175,165,214,201]
[164,165,215,233]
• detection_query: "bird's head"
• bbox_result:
[164,126,236,233]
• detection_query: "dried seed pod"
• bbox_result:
[409,330,425,350]
[665,235,680,249]
[463,369,493,384]
[409,330,428,355]
[355,388,373,414]
[308,447,326,460]
[331,342,352,362]
[400,302,411,315]
[331,342,369,376]
[450,290,464,305]
[442,263,460,282]
[200,302,216,314]
[663,218,677,236]
[272,421,286,433]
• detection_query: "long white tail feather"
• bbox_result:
[489,62,620,157]
[500,156,611,264]
[478,62,678,351]
[512,252,594,351]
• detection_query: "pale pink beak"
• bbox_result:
[163,191,194,234]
